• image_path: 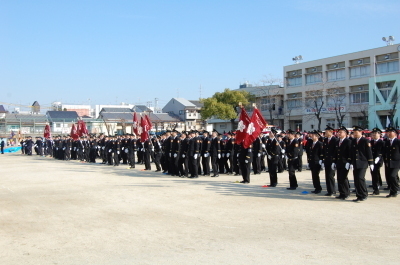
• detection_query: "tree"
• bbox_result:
[304,89,324,131]
[200,88,253,129]
[326,87,346,127]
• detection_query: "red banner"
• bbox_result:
[235,107,251,145]
[133,112,139,135]
[145,114,152,131]
[243,108,267,149]
[70,124,79,140]
[140,117,149,142]
[44,124,51,139]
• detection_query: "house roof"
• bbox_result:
[0,105,6,113]
[100,107,133,113]
[46,111,79,122]
[188,100,203,108]
[133,105,152,112]
[5,113,48,123]
[149,113,181,122]
[99,112,134,121]
[173,98,196,107]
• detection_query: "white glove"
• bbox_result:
[76,148,79,151]
[109,149,112,153]
[141,148,144,152]
[281,149,285,154]
[258,153,261,157]
[174,153,177,158]
[370,165,374,171]
[245,160,248,163]
[56,147,58,150]
[345,163,350,170]
[282,155,284,158]
[102,146,105,150]
[194,154,198,159]
[122,147,124,150]
[263,152,266,155]
[307,163,310,168]
[222,153,225,157]
[182,154,185,158]
[268,155,272,160]
[218,154,221,159]
[237,154,239,157]
[321,163,325,170]
[261,144,266,148]
[125,149,129,153]
[82,150,85,153]
[227,153,230,158]
[169,153,171,157]
[117,151,120,154]
[331,163,336,170]
[134,151,137,154]
[374,157,380,164]
[319,160,323,166]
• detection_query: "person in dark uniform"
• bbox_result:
[195,131,202,175]
[295,132,303,172]
[225,132,234,174]
[210,129,221,177]
[349,126,374,202]
[252,132,263,175]
[142,138,152,170]
[383,127,400,198]
[218,133,226,174]
[370,127,384,195]
[188,130,200,178]
[277,134,286,173]
[170,130,181,176]
[266,129,281,187]
[233,136,241,176]
[153,135,162,172]
[331,126,352,200]
[113,137,121,166]
[307,130,324,194]
[239,144,253,183]
[201,131,211,176]
[25,136,33,155]
[178,132,189,177]
[280,131,288,170]
[0,139,4,154]
[322,126,338,196]
[285,130,300,190]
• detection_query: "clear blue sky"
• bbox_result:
[1,0,399,111]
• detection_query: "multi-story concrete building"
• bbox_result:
[283,44,400,131]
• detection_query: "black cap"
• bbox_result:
[371,127,382,134]
[353,126,364,132]
[286,129,296,134]
[325,125,335,131]
[309,130,321,137]
[271,128,278,135]
[295,131,302,136]
[337,126,349,134]
[385,126,398,134]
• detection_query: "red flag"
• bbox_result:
[243,108,267,148]
[140,117,149,142]
[132,112,139,135]
[145,114,153,130]
[77,120,88,136]
[44,124,51,139]
[235,107,251,144]
[70,124,79,140]
[77,120,83,136]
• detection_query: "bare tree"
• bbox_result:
[326,87,346,127]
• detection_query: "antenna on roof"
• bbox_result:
[199,85,202,100]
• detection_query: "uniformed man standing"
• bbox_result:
[331,127,351,200]
[383,127,400,198]
[286,130,300,190]
[201,131,211,176]
[349,126,374,202]
[322,126,338,196]
[265,129,280,187]
[239,143,253,184]
[188,130,200,178]
[210,130,221,177]
[307,131,324,194]
[370,127,384,195]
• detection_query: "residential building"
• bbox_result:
[162,98,204,130]
[283,44,400,131]
[46,111,79,134]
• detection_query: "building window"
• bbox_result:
[219,124,226,129]
[305,73,322,84]
[179,110,184,115]
[260,98,276,111]
[351,92,369,104]
[326,119,336,128]
[287,99,302,109]
[376,61,399,75]
[350,65,370,78]
[327,69,345,81]
[287,77,302,87]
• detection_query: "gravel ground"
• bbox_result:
[1,153,399,265]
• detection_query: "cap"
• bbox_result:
[385,126,398,134]
[371,127,382,134]
[337,126,349,134]
[353,126,364,132]
[309,130,321,137]
[325,125,335,131]
[271,128,278,135]
[286,129,296,135]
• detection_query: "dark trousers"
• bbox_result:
[202,155,210,175]
[144,150,151,170]
[288,160,298,188]
[233,154,240,174]
[252,154,261,174]
[211,154,218,175]
[154,153,161,171]
[353,167,368,199]
[337,164,350,197]
[113,152,120,166]
[268,161,278,186]
[298,154,303,171]
[310,163,322,191]
[371,165,382,191]
[189,156,198,177]
[129,151,136,168]
[385,166,400,195]
[179,156,188,176]
[240,160,251,183]
[172,156,179,175]
[324,163,336,194]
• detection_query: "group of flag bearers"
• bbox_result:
[18,107,399,202]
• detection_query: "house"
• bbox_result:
[3,113,48,135]
[162,98,204,130]
[46,111,79,134]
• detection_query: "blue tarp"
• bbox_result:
[3,146,22,153]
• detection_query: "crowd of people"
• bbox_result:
[18,125,399,202]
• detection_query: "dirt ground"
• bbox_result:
[0,153,399,265]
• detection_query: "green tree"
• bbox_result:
[200,88,253,129]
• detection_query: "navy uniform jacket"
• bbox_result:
[201,137,211,155]
[225,138,234,155]
[187,137,199,156]
[307,141,323,164]
[333,138,351,166]
[252,137,262,156]
[323,137,338,165]
[286,139,300,163]
[350,137,373,169]
[371,138,384,166]
[210,137,221,156]
[266,138,281,163]
[180,137,189,156]
[171,137,181,156]
[383,138,400,168]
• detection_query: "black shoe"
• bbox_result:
[370,190,380,195]
[335,195,343,199]
[234,174,240,176]
[383,187,390,190]
[351,189,356,193]
[286,187,296,190]
[386,194,398,198]
[212,175,219,177]
[368,185,373,188]
[155,170,161,172]
[353,197,367,202]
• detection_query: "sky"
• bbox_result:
[1,0,399,112]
